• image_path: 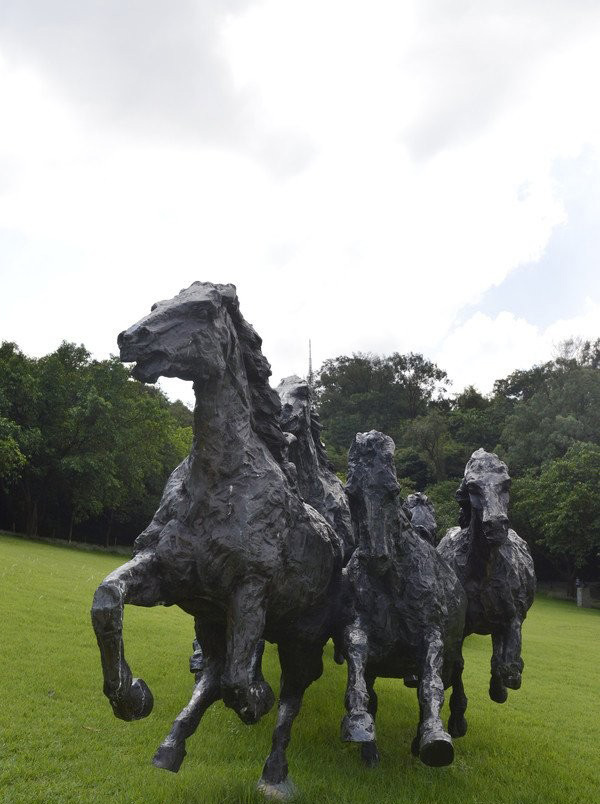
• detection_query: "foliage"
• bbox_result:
[0,341,193,544]
[423,479,462,540]
[316,352,449,452]
[511,443,600,586]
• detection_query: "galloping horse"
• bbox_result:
[90,282,343,798]
[341,431,467,768]
[437,449,535,704]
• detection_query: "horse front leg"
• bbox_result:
[90,550,161,721]
[360,673,380,767]
[489,631,508,703]
[221,577,275,724]
[501,616,524,690]
[153,620,226,773]
[341,622,376,744]
[414,629,454,767]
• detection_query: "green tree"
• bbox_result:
[511,443,600,594]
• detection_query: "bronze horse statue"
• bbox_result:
[340,431,467,768]
[277,374,355,561]
[437,448,535,705]
[90,281,344,798]
[403,492,438,545]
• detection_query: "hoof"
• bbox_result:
[152,740,186,773]
[403,674,419,688]
[419,731,454,767]
[361,741,380,768]
[503,672,522,691]
[489,676,508,704]
[257,776,297,800]
[411,735,420,757]
[110,678,154,721]
[448,715,467,738]
[223,680,275,725]
[341,712,375,743]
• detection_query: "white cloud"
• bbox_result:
[436,299,600,394]
[0,2,599,409]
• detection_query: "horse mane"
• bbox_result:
[223,293,288,465]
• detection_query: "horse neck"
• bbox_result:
[465,517,493,574]
[190,360,254,479]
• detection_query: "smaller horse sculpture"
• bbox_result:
[437,448,535,704]
[341,431,467,768]
[403,492,438,545]
[277,375,355,561]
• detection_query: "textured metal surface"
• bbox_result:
[341,431,467,768]
[437,449,536,703]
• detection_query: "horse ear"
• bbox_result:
[456,479,471,528]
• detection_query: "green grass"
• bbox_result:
[1,532,598,804]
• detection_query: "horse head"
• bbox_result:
[456,448,511,545]
[346,430,400,574]
[117,281,241,385]
[403,492,437,544]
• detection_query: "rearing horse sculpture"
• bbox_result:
[90,282,343,797]
[437,449,535,704]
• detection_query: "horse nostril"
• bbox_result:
[117,331,126,348]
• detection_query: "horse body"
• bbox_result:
[340,431,467,768]
[91,282,342,796]
[437,448,535,702]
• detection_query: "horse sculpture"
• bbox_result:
[277,375,355,561]
[341,431,467,768]
[90,281,344,799]
[403,492,438,545]
[437,448,535,704]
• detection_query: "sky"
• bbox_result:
[1,1,599,407]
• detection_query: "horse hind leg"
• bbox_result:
[90,550,161,721]
[414,630,454,767]
[448,655,468,738]
[258,640,324,800]
[153,620,226,773]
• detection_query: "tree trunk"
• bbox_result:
[68,511,74,543]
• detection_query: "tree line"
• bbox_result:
[315,340,600,591]
[0,341,192,547]
[1,337,599,590]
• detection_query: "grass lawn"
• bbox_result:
[1,532,598,804]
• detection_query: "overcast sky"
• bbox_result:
[1,1,599,407]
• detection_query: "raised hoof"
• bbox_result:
[361,741,380,768]
[448,716,467,738]
[419,731,454,767]
[223,680,275,725]
[341,712,375,743]
[257,776,297,801]
[403,674,419,688]
[110,678,154,721]
[489,676,508,704]
[503,672,522,691]
[152,741,186,773]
